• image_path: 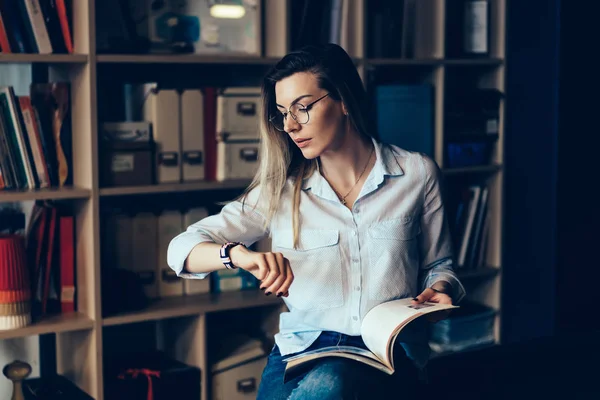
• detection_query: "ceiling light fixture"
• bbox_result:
[209,0,246,19]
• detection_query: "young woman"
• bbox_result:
[167,43,465,399]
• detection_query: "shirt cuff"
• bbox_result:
[167,234,211,280]
[423,272,466,304]
[423,263,466,304]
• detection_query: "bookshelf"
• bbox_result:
[0,0,506,398]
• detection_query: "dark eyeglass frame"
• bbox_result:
[269,92,330,132]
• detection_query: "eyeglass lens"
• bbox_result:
[271,103,309,131]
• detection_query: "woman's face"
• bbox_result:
[274,72,346,159]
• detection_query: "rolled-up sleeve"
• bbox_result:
[167,187,269,279]
[418,155,466,304]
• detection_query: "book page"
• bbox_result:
[283,345,393,383]
[283,345,382,364]
[361,298,458,369]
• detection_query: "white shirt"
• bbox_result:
[167,137,466,368]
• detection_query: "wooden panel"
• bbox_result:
[99,180,251,196]
[264,0,289,57]
[491,0,507,58]
[367,58,441,66]
[414,0,445,59]
[348,0,365,58]
[443,164,502,176]
[444,59,503,65]
[97,54,279,64]
[0,187,90,202]
[0,312,93,340]
[103,291,283,327]
[56,329,99,397]
[158,315,207,400]
[69,63,94,190]
[54,1,103,398]
[0,55,88,63]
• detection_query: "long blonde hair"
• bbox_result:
[239,44,373,248]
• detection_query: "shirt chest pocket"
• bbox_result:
[272,229,343,311]
[367,218,421,301]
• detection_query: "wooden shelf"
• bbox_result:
[0,186,91,202]
[0,312,94,340]
[365,58,504,67]
[443,58,504,66]
[457,266,500,280]
[443,164,502,176]
[103,290,283,327]
[96,54,280,65]
[366,58,442,66]
[99,180,251,197]
[0,54,88,64]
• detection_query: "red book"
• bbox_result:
[41,206,57,315]
[59,215,75,313]
[54,0,73,53]
[0,11,11,53]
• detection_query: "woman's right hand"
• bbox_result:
[230,245,293,297]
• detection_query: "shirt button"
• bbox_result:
[355,286,360,291]
[353,316,359,321]
[351,231,357,236]
[352,258,359,263]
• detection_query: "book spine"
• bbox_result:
[54,0,72,53]
[2,87,39,188]
[19,96,50,187]
[22,0,53,54]
[16,0,39,53]
[0,0,29,52]
[0,9,11,52]
[0,110,16,189]
[0,92,28,189]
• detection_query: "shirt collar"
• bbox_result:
[301,137,404,196]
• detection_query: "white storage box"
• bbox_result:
[217,87,262,141]
[211,338,268,400]
[216,139,260,181]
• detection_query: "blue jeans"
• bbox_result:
[256,331,420,400]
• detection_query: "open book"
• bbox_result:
[282,298,458,381]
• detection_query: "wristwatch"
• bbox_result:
[219,242,245,269]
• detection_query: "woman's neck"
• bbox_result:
[318,132,375,191]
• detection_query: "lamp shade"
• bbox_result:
[0,234,29,291]
[0,234,31,330]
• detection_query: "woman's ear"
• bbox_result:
[341,103,349,116]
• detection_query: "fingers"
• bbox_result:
[257,252,292,297]
[263,253,287,296]
[276,258,293,297]
[434,293,454,305]
[412,288,435,304]
[258,253,279,290]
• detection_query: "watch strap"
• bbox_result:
[220,242,244,269]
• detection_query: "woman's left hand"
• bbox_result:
[411,288,453,323]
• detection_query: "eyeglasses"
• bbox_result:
[269,93,330,132]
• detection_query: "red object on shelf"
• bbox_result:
[0,234,32,330]
[0,234,29,292]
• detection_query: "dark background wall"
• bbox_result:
[503,0,600,343]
